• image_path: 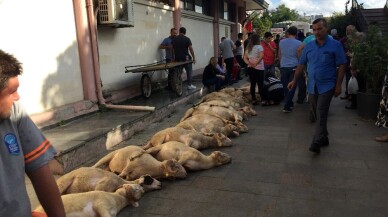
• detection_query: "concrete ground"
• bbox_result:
[27,75,388,216]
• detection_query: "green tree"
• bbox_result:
[252,11,273,35]
[328,12,355,37]
[269,4,300,23]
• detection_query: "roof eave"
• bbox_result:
[246,0,269,11]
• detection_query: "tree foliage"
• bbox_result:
[352,25,388,94]
[252,11,273,34]
[328,12,355,38]
[269,4,300,23]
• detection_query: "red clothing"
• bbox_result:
[261,41,277,65]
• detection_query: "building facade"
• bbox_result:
[0,0,267,127]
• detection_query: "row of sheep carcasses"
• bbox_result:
[33,86,256,217]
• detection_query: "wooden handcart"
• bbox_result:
[125,60,192,98]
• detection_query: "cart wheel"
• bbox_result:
[140,74,152,98]
[172,68,183,96]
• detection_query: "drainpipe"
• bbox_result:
[73,0,98,101]
[84,0,155,112]
[213,0,220,57]
[173,0,181,29]
[85,0,106,105]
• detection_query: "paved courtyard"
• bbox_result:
[114,91,388,217]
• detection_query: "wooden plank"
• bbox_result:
[125,60,192,73]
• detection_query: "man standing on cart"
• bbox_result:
[172,27,197,90]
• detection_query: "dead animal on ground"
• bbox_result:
[219,87,244,97]
[200,99,257,116]
[146,141,232,171]
[34,183,144,217]
[179,113,248,134]
[181,104,246,123]
[177,115,240,137]
[92,145,187,181]
[57,167,161,194]
[197,91,250,106]
[143,126,232,150]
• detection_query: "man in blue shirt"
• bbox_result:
[159,28,177,63]
[278,26,302,112]
[288,18,347,154]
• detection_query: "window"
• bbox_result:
[157,0,172,6]
[223,2,228,20]
[195,0,202,14]
[219,1,229,20]
[180,0,210,15]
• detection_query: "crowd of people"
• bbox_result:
[198,18,370,154]
[159,19,381,152]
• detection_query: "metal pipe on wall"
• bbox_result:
[83,0,155,112]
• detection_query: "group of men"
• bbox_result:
[159,27,197,90]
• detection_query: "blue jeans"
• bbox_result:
[280,67,297,109]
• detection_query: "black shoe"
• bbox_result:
[309,143,320,154]
[340,95,349,100]
[296,100,304,104]
[345,105,357,110]
[320,137,329,147]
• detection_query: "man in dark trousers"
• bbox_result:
[288,18,347,154]
[172,27,197,90]
[219,37,236,84]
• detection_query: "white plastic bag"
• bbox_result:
[348,76,359,94]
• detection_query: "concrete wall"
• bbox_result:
[0,0,83,115]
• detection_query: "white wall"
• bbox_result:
[98,0,175,92]
[0,0,83,114]
[97,1,215,95]
[181,11,214,70]
[219,20,234,40]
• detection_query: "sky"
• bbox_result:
[266,0,387,17]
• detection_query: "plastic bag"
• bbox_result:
[348,76,359,94]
